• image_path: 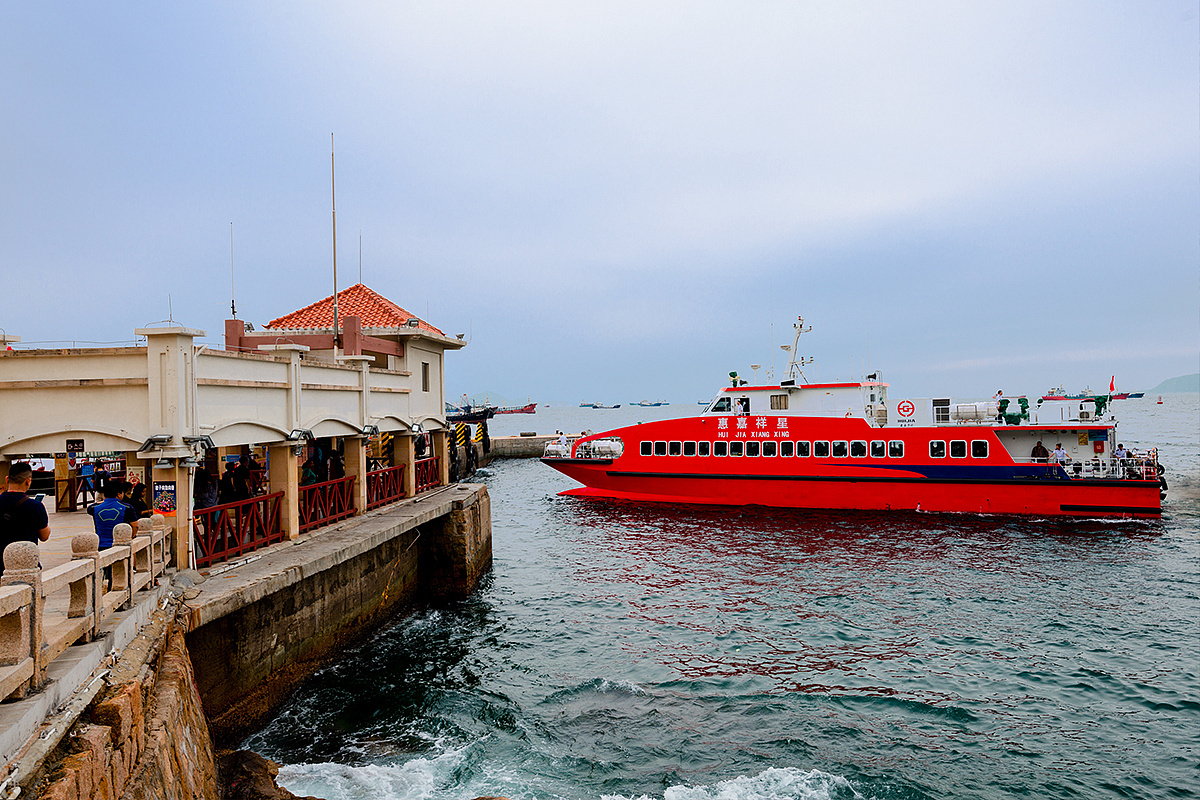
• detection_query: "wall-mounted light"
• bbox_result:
[361,424,379,436]
[288,429,314,441]
[180,455,200,469]
[153,457,173,469]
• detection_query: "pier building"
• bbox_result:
[0,286,491,797]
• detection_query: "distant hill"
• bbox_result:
[1150,373,1200,393]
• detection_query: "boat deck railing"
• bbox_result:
[1013,454,1160,480]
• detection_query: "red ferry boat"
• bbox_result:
[542,316,1164,519]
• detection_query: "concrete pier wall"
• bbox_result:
[184,483,491,743]
[5,484,492,797]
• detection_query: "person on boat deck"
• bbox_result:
[1052,443,1069,464]
[1114,443,1128,460]
[1030,441,1050,463]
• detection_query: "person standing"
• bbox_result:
[0,462,51,578]
[1052,443,1069,464]
[88,481,137,551]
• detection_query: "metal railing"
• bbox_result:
[192,492,285,569]
[299,475,357,533]
[414,457,440,494]
[366,465,405,510]
[1014,454,1159,480]
[0,517,170,701]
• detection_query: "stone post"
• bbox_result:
[112,523,134,609]
[343,437,368,515]
[135,517,154,579]
[150,514,169,572]
[1,541,44,691]
[398,433,416,498]
[269,443,300,540]
[70,532,99,641]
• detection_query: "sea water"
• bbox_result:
[245,395,1199,800]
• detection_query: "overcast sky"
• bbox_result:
[3,2,1196,404]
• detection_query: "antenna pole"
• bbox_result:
[230,222,236,318]
[359,230,362,284]
[331,133,339,350]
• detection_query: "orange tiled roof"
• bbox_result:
[265,284,444,336]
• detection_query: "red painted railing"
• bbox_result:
[299,475,357,533]
[414,456,441,494]
[366,465,406,510]
[248,468,268,495]
[193,492,284,568]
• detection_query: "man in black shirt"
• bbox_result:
[0,462,51,577]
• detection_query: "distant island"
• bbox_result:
[1150,373,1200,393]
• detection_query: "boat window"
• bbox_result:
[933,398,951,424]
[763,441,777,457]
[669,441,682,456]
[699,441,711,457]
[780,441,794,457]
[889,441,904,458]
[746,441,760,457]
[930,440,946,458]
[832,441,848,458]
[654,441,667,456]
[972,440,989,458]
[683,441,696,456]
[797,441,811,457]
[714,441,727,457]
[770,394,788,410]
[814,441,830,457]
[730,441,744,456]
[850,441,867,457]
[950,440,967,458]
[710,397,731,413]
[640,441,652,456]
[870,441,886,458]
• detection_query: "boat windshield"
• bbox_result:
[707,397,731,413]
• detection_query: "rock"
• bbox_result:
[217,750,324,800]
[172,569,206,588]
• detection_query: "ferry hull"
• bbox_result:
[543,459,1161,519]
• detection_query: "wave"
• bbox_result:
[276,761,863,800]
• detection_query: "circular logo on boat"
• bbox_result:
[897,400,915,417]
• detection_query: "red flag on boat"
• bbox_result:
[1109,376,1116,394]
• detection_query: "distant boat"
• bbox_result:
[1041,386,1141,401]
[1157,396,1164,404]
[446,395,496,423]
[496,402,537,415]
[581,402,621,409]
[631,400,668,407]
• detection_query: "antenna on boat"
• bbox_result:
[783,315,814,383]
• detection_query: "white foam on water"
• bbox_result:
[605,767,862,800]
[276,743,479,800]
[277,759,859,800]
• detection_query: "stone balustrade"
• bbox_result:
[0,515,171,702]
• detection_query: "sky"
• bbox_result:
[2,2,1197,404]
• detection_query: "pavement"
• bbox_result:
[37,504,106,570]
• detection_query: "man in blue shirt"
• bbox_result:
[88,481,136,549]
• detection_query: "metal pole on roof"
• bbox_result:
[331,133,340,351]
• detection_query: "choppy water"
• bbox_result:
[246,395,1200,800]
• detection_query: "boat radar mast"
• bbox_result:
[780,315,815,383]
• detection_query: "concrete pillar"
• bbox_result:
[269,443,300,540]
[344,437,368,514]
[151,460,188,571]
[398,433,416,498]
[433,430,450,486]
